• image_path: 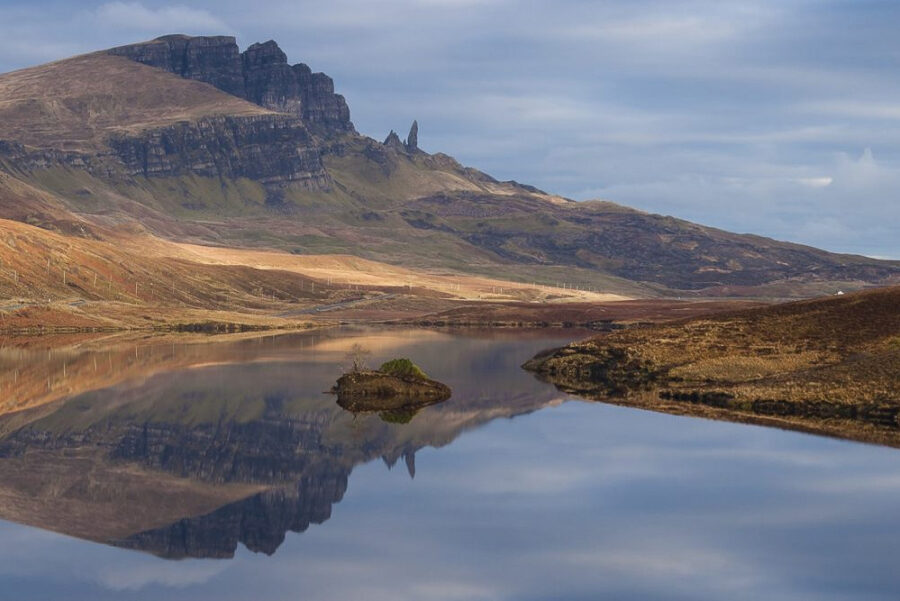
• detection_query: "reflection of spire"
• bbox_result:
[0,334,568,560]
[404,451,416,479]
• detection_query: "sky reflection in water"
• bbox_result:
[0,328,898,601]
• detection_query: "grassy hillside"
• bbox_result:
[0,53,271,151]
[0,37,897,304]
[0,200,624,332]
[12,154,895,300]
[526,286,900,446]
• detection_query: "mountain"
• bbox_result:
[0,34,897,328]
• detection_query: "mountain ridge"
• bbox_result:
[0,33,896,324]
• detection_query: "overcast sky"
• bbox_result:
[1,0,898,258]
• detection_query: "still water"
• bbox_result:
[0,327,899,600]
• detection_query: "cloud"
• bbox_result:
[565,15,740,46]
[831,148,898,190]
[795,176,833,188]
[805,100,900,121]
[94,2,229,34]
[95,561,228,591]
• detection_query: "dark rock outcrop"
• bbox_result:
[2,116,331,194]
[383,130,405,152]
[290,63,353,134]
[381,121,420,154]
[523,342,661,397]
[242,41,301,117]
[0,140,100,172]
[109,34,247,97]
[108,35,354,136]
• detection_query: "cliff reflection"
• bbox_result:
[0,329,575,559]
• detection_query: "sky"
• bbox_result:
[0,0,898,258]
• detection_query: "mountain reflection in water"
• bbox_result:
[0,328,576,559]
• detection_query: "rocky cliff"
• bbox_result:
[108,35,354,136]
[107,114,329,190]
[0,114,330,194]
[109,34,246,97]
[0,48,333,193]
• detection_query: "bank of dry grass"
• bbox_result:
[527,286,900,445]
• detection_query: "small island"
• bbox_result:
[333,358,451,413]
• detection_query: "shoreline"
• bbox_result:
[524,286,900,449]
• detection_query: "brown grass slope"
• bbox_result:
[0,53,271,151]
[526,286,900,446]
[0,215,343,331]
[0,208,620,331]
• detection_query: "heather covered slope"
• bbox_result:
[0,34,897,304]
[526,286,900,445]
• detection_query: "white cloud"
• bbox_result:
[795,176,833,188]
[94,2,229,34]
[805,100,900,120]
[95,560,228,591]
[830,147,898,191]
[566,15,739,45]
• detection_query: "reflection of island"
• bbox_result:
[0,329,572,559]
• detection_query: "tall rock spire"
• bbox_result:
[405,120,419,153]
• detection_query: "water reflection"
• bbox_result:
[2,328,900,601]
[0,328,574,559]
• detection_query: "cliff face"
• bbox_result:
[0,46,333,192]
[0,114,330,194]
[99,35,356,190]
[108,35,354,136]
[109,34,247,97]
[107,114,329,190]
